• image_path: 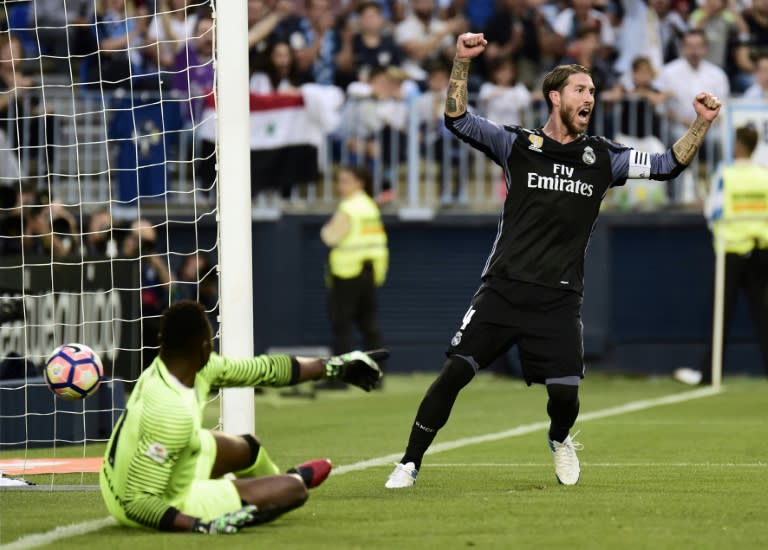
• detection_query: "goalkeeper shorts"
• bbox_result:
[171,430,242,521]
[446,278,584,385]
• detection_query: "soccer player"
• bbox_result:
[385,32,722,489]
[100,300,386,534]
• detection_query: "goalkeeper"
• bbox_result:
[100,300,386,534]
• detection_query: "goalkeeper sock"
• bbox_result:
[401,356,475,469]
[546,383,580,443]
[234,435,280,478]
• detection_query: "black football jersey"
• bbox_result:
[446,112,685,294]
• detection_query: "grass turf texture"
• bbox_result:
[1,373,767,549]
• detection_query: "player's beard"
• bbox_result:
[559,103,591,136]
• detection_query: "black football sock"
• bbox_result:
[546,383,580,443]
[401,357,476,469]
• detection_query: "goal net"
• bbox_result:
[0,0,252,484]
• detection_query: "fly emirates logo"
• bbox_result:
[527,163,593,197]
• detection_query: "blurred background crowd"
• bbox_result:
[0,0,767,236]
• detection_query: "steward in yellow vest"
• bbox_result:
[675,125,768,386]
[321,166,388,370]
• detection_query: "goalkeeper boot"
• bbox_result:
[385,462,418,489]
[549,433,582,486]
[290,458,333,489]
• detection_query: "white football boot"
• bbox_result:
[549,433,583,485]
[385,462,418,489]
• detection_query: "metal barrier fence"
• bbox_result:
[0,89,719,214]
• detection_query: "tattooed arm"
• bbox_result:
[445,33,487,118]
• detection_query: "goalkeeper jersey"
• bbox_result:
[99,352,296,530]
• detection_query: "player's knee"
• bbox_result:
[286,475,309,507]
[546,383,580,407]
[431,356,476,393]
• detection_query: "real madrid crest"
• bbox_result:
[582,145,596,165]
[451,331,463,347]
[528,133,543,152]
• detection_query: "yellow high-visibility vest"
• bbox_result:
[329,192,388,285]
[714,162,768,254]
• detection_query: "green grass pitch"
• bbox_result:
[1,373,767,549]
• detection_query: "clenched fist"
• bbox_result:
[693,92,721,123]
[455,32,488,60]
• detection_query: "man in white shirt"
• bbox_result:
[656,29,729,140]
[743,54,768,99]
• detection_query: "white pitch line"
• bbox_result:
[3,386,721,549]
[0,517,116,550]
[331,385,722,476]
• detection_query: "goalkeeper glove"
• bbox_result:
[191,505,257,534]
[325,349,388,392]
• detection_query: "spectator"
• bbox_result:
[743,53,768,98]
[249,40,302,93]
[612,56,672,210]
[339,65,409,200]
[733,0,768,92]
[658,0,689,62]
[85,0,152,90]
[171,252,216,306]
[394,0,466,82]
[477,57,532,127]
[618,56,670,139]
[0,32,53,178]
[145,0,200,70]
[655,30,729,140]
[483,0,564,89]
[688,0,750,91]
[121,218,171,368]
[0,185,69,258]
[613,0,672,78]
[292,0,342,85]
[26,0,95,62]
[552,0,617,60]
[335,2,404,84]
[414,60,464,203]
[448,0,497,30]
[84,209,118,258]
[247,0,299,69]
[559,27,622,103]
[172,15,214,120]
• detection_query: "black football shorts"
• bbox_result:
[446,278,584,385]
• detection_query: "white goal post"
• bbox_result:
[215,0,255,434]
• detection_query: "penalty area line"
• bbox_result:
[331,385,722,476]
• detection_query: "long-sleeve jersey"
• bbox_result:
[99,353,297,530]
[446,112,686,294]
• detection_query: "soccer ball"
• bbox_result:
[44,343,104,400]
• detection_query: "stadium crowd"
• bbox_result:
[0,0,767,208]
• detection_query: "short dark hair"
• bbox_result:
[735,125,759,155]
[541,64,591,111]
[159,300,211,355]
[357,1,382,14]
[340,164,374,197]
[683,29,708,45]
